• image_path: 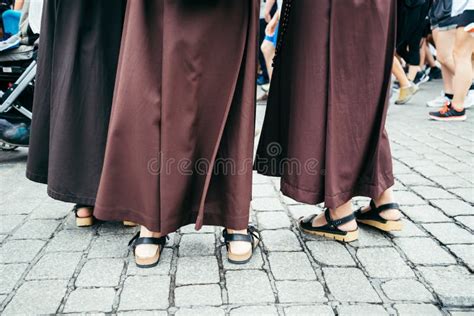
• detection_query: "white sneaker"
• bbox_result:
[464,90,474,109]
[427,95,449,108]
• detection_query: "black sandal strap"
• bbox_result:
[324,208,356,229]
[222,225,260,246]
[128,231,167,248]
[375,202,400,213]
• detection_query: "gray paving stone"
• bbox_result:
[449,311,474,316]
[402,205,451,223]
[257,211,291,229]
[252,172,272,184]
[29,199,71,219]
[430,176,472,189]
[284,305,334,316]
[352,227,392,247]
[221,247,264,270]
[226,270,274,304]
[455,216,474,230]
[261,230,302,251]
[396,173,435,186]
[394,304,443,316]
[174,284,222,307]
[414,165,453,177]
[357,247,414,279]
[46,229,93,252]
[381,279,434,302]
[396,191,428,206]
[0,234,6,243]
[119,275,170,310]
[76,258,124,287]
[447,244,474,270]
[0,199,41,215]
[287,204,320,220]
[418,266,474,307]
[430,199,474,216]
[306,241,355,266]
[0,239,45,263]
[276,280,326,303]
[389,220,428,238]
[268,251,316,280]
[251,198,284,212]
[88,234,131,258]
[176,307,225,316]
[179,233,215,257]
[423,223,473,244]
[118,311,167,316]
[0,263,28,294]
[2,280,68,314]
[11,219,60,240]
[26,252,82,280]
[0,215,26,234]
[175,256,219,286]
[337,304,388,316]
[127,248,173,276]
[180,224,215,234]
[282,195,303,205]
[230,306,278,316]
[323,267,381,303]
[252,184,277,197]
[64,288,116,313]
[411,186,456,200]
[449,188,474,203]
[98,222,137,236]
[395,237,456,265]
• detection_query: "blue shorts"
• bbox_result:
[264,22,279,47]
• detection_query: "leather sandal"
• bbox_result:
[129,231,167,268]
[73,204,94,227]
[355,200,403,232]
[223,226,260,264]
[299,209,359,242]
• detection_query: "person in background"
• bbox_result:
[256,0,402,243]
[258,0,280,101]
[429,0,474,121]
[26,0,129,227]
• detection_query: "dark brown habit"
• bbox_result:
[94,0,259,235]
[26,0,126,206]
[255,0,396,209]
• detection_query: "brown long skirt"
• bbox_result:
[94,0,259,235]
[26,0,126,206]
[255,0,396,209]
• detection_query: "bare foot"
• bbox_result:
[135,226,161,258]
[226,229,252,255]
[312,201,357,232]
[76,207,93,218]
[361,187,401,221]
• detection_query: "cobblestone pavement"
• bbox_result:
[0,81,473,315]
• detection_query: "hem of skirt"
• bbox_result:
[26,170,48,184]
[280,173,395,210]
[26,170,96,205]
[93,205,250,236]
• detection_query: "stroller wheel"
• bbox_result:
[0,142,18,151]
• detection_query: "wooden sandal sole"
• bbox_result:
[301,227,359,243]
[227,234,260,264]
[123,221,138,227]
[357,219,403,232]
[76,216,94,227]
[135,252,161,268]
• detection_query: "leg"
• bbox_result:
[432,28,456,94]
[452,27,474,110]
[261,40,276,80]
